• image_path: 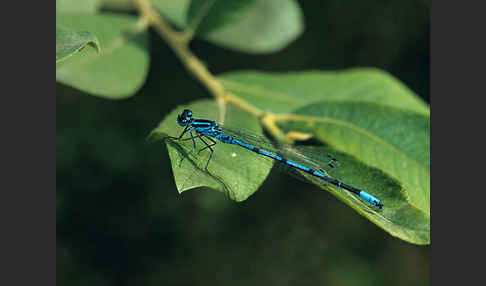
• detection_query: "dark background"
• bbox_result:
[57,1,430,285]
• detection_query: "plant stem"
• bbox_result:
[133,0,281,136]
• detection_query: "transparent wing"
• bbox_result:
[220,127,341,176]
[280,144,341,172]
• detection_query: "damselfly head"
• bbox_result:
[177,109,193,126]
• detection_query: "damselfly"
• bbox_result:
[172,109,383,208]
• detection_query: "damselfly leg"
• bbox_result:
[197,135,217,169]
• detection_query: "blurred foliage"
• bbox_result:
[56,25,100,63]
[57,0,430,285]
[56,13,150,98]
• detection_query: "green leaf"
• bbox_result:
[153,0,255,30]
[56,26,100,64]
[149,100,273,202]
[281,102,430,244]
[102,0,136,12]
[154,0,303,53]
[152,0,191,27]
[151,99,429,244]
[187,0,257,34]
[303,145,429,245]
[219,68,430,115]
[192,0,304,53]
[56,13,150,99]
[56,0,102,13]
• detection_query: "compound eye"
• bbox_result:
[182,109,193,119]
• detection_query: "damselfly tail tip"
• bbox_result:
[359,190,383,209]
